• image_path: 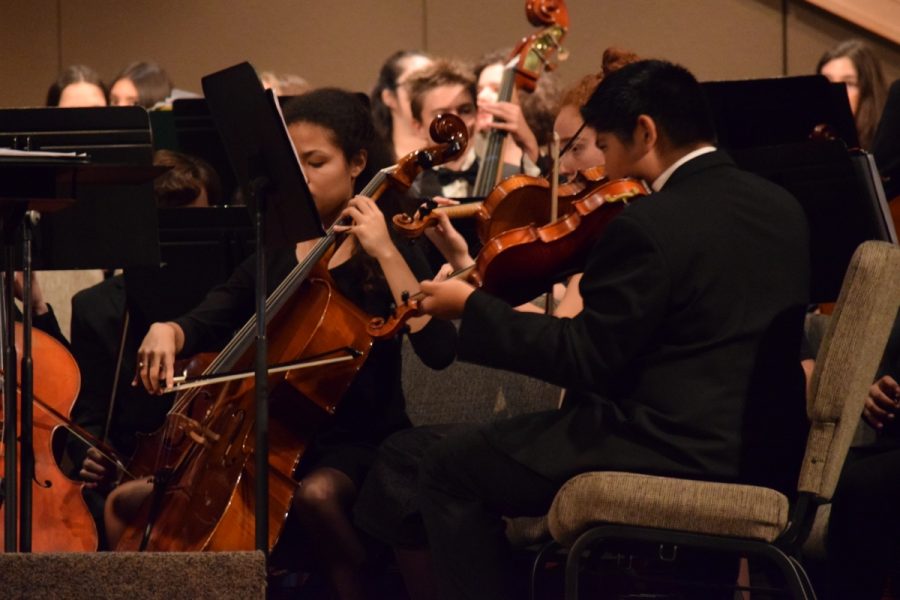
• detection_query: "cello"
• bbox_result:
[0,323,98,551]
[113,114,468,552]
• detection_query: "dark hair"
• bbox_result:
[405,60,476,122]
[370,50,430,150]
[46,64,107,107]
[153,149,222,207]
[816,39,887,148]
[112,61,172,108]
[282,88,398,292]
[582,59,716,148]
[282,88,393,198]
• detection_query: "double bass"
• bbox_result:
[471,0,569,197]
[113,114,468,552]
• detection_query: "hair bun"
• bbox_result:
[354,92,371,110]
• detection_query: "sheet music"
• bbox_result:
[0,148,86,159]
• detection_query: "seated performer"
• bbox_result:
[354,59,811,599]
[109,61,172,109]
[370,49,434,160]
[110,89,456,600]
[46,64,108,108]
[824,312,900,599]
[405,59,480,200]
[68,150,221,547]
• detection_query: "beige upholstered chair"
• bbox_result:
[543,241,900,599]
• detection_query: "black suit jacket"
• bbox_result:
[459,151,811,493]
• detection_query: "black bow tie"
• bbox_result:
[435,159,479,187]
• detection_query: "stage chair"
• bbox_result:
[542,240,900,599]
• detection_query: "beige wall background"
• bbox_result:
[2,0,899,109]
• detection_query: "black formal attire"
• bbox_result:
[30,305,67,347]
[355,150,811,599]
[825,312,900,600]
[173,237,456,488]
[67,275,183,548]
[68,276,163,467]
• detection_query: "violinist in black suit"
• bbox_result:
[357,59,811,600]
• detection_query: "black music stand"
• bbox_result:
[202,62,322,554]
[0,107,163,553]
[0,107,162,270]
[150,99,239,205]
[124,206,255,327]
[703,75,896,303]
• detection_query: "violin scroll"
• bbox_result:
[389,113,469,189]
[367,295,423,340]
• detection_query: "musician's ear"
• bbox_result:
[349,149,367,179]
[634,114,658,150]
[381,88,398,111]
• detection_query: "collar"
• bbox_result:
[651,145,717,191]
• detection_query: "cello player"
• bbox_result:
[113,88,456,600]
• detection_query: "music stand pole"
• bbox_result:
[250,176,270,555]
[18,210,38,552]
[1,201,25,552]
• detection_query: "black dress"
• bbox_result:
[173,236,457,487]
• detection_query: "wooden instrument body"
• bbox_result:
[0,324,98,552]
[115,273,372,552]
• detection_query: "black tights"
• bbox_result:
[292,467,368,600]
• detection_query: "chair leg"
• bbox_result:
[562,525,817,600]
[747,542,814,600]
[530,540,562,600]
[788,554,819,600]
[564,527,612,600]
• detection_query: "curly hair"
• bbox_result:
[282,88,393,198]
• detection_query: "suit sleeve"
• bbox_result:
[458,213,670,394]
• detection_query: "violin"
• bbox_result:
[0,323,98,552]
[472,0,569,197]
[371,177,649,338]
[392,166,606,242]
[112,114,469,552]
